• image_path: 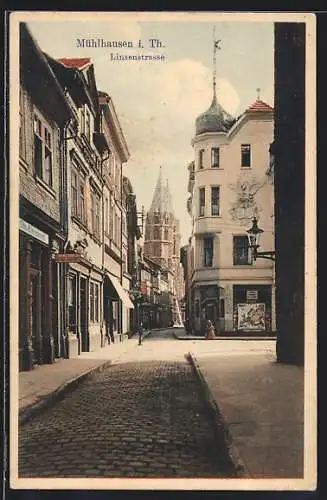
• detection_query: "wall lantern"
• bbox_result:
[247,217,275,261]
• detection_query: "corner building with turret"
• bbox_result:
[185,88,276,336]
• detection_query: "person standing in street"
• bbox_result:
[138,322,143,346]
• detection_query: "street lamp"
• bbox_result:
[247,217,275,261]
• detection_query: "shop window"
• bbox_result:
[241,144,251,168]
[211,186,220,216]
[199,187,205,217]
[33,112,53,187]
[211,147,220,168]
[90,282,100,323]
[195,299,200,318]
[233,235,252,265]
[220,298,225,318]
[68,275,77,330]
[203,236,214,267]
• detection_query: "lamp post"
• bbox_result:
[247,217,275,261]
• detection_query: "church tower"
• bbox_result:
[144,166,178,271]
[143,167,185,323]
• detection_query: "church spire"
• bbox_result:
[149,166,174,216]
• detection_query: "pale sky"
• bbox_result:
[25,13,274,245]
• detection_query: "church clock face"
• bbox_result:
[228,174,266,225]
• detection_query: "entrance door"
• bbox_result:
[80,277,89,352]
[29,269,42,365]
[205,302,217,322]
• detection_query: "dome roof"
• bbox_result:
[195,93,235,136]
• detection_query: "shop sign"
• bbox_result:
[54,253,82,263]
[246,290,258,301]
[19,218,49,245]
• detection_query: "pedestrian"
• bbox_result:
[205,320,216,340]
[138,322,143,346]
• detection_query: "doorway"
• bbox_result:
[80,277,89,351]
[29,269,42,365]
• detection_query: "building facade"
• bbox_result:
[19,23,74,371]
[186,88,275,336]
[19,24,139,370]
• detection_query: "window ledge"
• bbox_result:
[233,264,253,267]
[71,215,89,233]
[240,166,252,170]
[90,233,101,245]
[35,175,56,198]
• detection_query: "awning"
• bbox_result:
[106,273,134,309]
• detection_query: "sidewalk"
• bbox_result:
[188,350,305,479]
[19,336,140,424]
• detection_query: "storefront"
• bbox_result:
[103,272,134,343]
[19,218,60,371]
[233,284,273,334]
[62,255,103,357]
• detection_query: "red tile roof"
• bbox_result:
[57,58,91,70]
[246,99,274,113]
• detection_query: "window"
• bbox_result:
[211,147,220,168]
[94,284,99,322]
[241,144,251,168]
[199,149,205,169]
[195,299,200,318]
[105,196,109,234]
[33,114,53,186]
[211,186,220,216]
[164,228,169,240]
[85,109,91,141]
[90,282,100,323]
[68,275,77,330]
[71,165,86,224]
[79,177,86,223]
[91,190,100,237]
[233,236,252,265]
[109,196,114,237]
[203,237,214,267]
[90,282,94,322]
[199,187,205,217]
[71,169,78,217]
[153,227,160,240]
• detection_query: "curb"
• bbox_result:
[175,334,276,341]
[185,351,251,478]
[19,359,113,426]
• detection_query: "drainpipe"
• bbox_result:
[60,116,78,358]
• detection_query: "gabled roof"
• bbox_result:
[56,57,91,71]
[245,99,274,113]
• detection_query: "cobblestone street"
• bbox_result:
[19,358,235,478]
